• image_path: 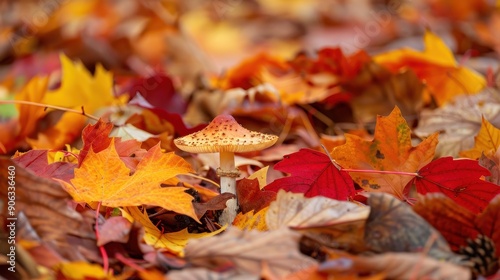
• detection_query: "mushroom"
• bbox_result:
[174,114,278,225]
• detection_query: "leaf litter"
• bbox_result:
[1,1,500,279]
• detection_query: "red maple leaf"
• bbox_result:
[264,149,355,200]
[415,157,500,213]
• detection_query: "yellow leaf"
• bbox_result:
[374,31,486,106]
[43,54,124,113]
[122,206,226,256]
[57,139,199,221]
[55,261,111,280]
[233,207,269,231]
[460,117,500,159]
[27,54,127,150]
[248,166,269,189]
[331,107,438,200]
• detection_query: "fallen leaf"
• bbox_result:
[236,178,276,214]
[347,63,424,123]
[233,208,269,231]
[184,227,316,278]
[415,157,500,213]
[479,152,500,185]
[318,252,471,280]
[414,89,500,157]
[248,166,269,189]
[475,194,500,258]
[27,54,127,150]
[413,193,479,251]
[265,149,355,200]
[460,116,500,159]
[122,206,226,256]
[55,261,111,280]
[365,193,459,261]
[267,190,367,229]
[57,140,199,221]
[193,193,235,219]
[374,30,486,106]
[0,76,48,153]
[167,267,257,280]
[97,216,133,246]
[0,158,97,261]
[331,106,438,200]
[13,149,75,182]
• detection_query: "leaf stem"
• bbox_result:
[0,100,100,121]
[342,168,418,177]
[95,202,109,273]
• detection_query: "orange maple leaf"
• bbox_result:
[57,139,198,221]
[331,107,438,200]
[460,117,500,159]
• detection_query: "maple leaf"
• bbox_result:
[264,149,355,200]
[122,207,225,256]
[331,106,438,200]
[57,139,199,221]
[415,157,500,213]
[374,30,486,106]
[460,117,500,159]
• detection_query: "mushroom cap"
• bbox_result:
[174,114,278,153]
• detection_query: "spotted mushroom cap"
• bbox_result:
[174,114,278,153]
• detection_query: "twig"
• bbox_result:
[0,100,100,121]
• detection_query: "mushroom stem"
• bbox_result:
[218,151,239,225]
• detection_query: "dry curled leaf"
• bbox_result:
[184,227,316,278]
[0,158,97,261]
[319,252,471,280]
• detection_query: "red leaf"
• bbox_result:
[78,119,114,166]
[236,178,277,214]
[264,149,355,200]
[13,150,75,182]
[416,157,500,213]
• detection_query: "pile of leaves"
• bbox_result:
[2,0,500,279]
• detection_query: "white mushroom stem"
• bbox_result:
[218,151,239,225]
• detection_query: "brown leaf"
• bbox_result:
[319,252,471,280]
[476,194,500,258]
[413,193,479,251]
[267,190,369,252]
[0,157,97,261]
[184,227,316,278]
[236,178,276,214]
[365,193,460,262]
[267,190,368,229]
[167,267,257,280]
[97,216,133,246]
[193,193,235,219]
